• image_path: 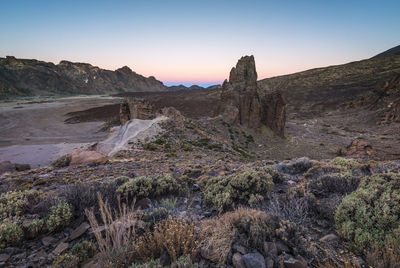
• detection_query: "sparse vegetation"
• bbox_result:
[203,168,274,211]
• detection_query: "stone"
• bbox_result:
[342,139,376,157]
[124,97,155,120]
[41,236,56,246]
[232,253,246,268]
[0,254,10,262]
[265,258,274,268]
[263,242,278,257]
[283,258,307,268]
[120,101,131,125]
[160,106,185,129]
[69,222,90,241]
[70,149,108,166]
[233,243,247,255]
[219,55,286,136]
[319,233,339,243]
[275,241,290,255]
[135,198,152,209]
[159,251,171,267]
[242,252,266,268]
[52,242,69,256]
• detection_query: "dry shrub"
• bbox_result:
[366,227,400,268]
[134,216,199,262]
[200,207,278,265]
[318,258,361,268]
[85,193,138,267]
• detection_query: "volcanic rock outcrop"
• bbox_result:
[337,139,376,157]
[119,97,156,124]
[220,56,286,137]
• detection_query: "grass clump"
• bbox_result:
[117,174,181,200]
[203,168,274,211]
[143,143,157,151]
[134,216,199,263]
[51,154,71,168]
[335,173,400,253]
[200,207,278,264]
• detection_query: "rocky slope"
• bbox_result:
[0,56,168,99]
[258,49,400,117]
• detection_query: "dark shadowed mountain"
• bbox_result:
[0,56,212,99]
[372,44,400,58]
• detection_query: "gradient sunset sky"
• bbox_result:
[1,0,399,86]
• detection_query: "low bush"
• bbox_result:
[0,190,39,220]
[51,154,71,168]
[0,220,23,249]
[200,207,279,264]
[330,157,363,170]
[134,216,199,262]
[117,174,181,200]
[203,168,274,211]
[307,172,360,197]
[335,173,400,253]
[46,201,73,232]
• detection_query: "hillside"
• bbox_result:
[0,56,169,99]
[259,52,400,117]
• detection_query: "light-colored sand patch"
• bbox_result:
[96,116,166,156]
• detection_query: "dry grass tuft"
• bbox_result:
[85,193,138,267]
[200,207,277,265]
[134,216,199,262]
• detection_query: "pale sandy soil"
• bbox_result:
[0,95,122,167]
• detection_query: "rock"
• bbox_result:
[69,222,90,241]
[340,139,375,157]
[242,252,266,268]
[0,161,30,175]
[219,55,286,137]
[120,101,131,125]
[265,258,274,268]
[275,241,290,255]
[160,107,185,129]
[232,253,246,268]
[233,243,247,255]
[41,236,56,246]
[263,242,278,257]
[135,198,152,209]
[283,258,307,268]
[0,254,10,262]
[380,98,400,124]
[319,233,339,243]
[159,251,171,267]
[52,242,69,256]
[123,97,155,121]
[70,150,108,166]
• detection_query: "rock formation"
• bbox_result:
[219,55,286,137]
[379,98,400,124]
[337,139,375,157]
[119,97,155,124]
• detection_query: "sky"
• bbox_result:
[0,0,399,87]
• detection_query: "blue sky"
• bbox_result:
[1,0,399,86]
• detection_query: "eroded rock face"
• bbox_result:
[120,97,155,124]
[70,150,108,166]
[220,56,286,136]
[337,139,376,157]
[379,98,400,124]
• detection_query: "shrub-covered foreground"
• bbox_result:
[335,173,400,253]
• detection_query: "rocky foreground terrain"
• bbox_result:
[0,51,399,268]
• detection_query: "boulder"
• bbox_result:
[232,253,246,268]
[242,252,266,268]
[339,139,375,157]
[69,150,108,166]
[160,106,185,128]
[0,161,30,175]
[219,56,286,136]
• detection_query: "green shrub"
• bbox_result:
[23,218,45,239]
[0,190,38,220]
[70,240,97,263]
[0,220,23,249]
[203,169,274,211]
[52,154,72,168]
[117,174,181,199]
[307,171,360,197]
[53,253,80,268]
[46,202,73,232]
[143,143,157,151]
[330,157,363,170]
[335,173,400,253]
